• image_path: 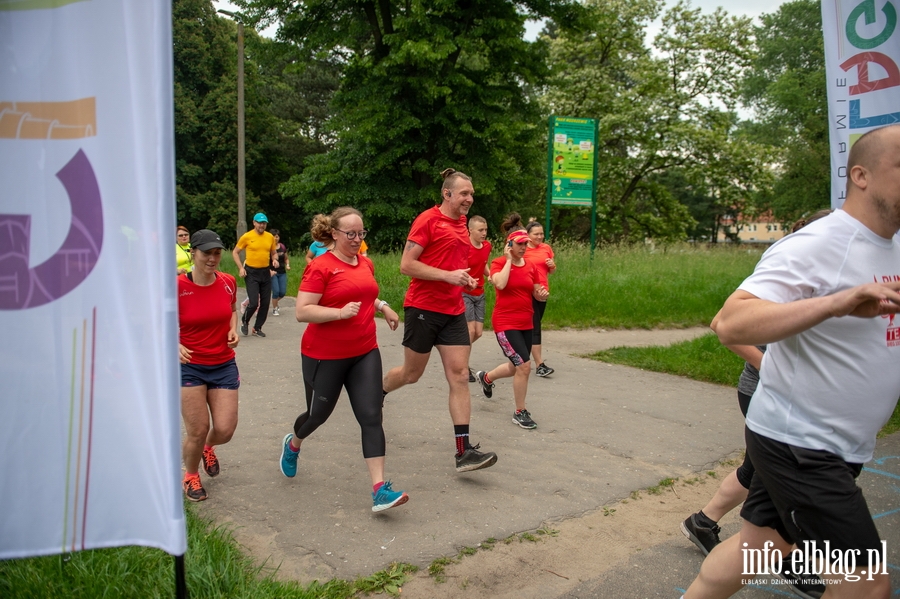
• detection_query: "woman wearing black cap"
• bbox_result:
[178,229,241,501]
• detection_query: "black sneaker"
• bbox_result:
[476,370,494,398]
[455,444,498,472]
[252,328,266,338]
[513,409,537,429]
[468,368,476,383]
[680,513,721,556]
[240,321,249,336]
[536,363,554,377]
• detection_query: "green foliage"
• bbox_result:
[542,0,775,244]
[241,0,586,249]
[588,333,745,386]
[0,503,415,598]
[173,0,333,249]
[740,0,830,225]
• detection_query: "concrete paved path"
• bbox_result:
[198,294,742,584]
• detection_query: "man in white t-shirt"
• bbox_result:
[684,124,900,599]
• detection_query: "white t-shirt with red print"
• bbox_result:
[741,209,900,463]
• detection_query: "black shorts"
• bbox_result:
[741,427,882,563]
[181,358,240,390]
[495,329,533,367]
[402,307,470,353]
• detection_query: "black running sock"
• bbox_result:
[454,425,470,456]
[697,510,718,527]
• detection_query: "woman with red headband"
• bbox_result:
[475,230,549,429]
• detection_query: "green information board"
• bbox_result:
[547,116,597,206]
[545,115,599,255]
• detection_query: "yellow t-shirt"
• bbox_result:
[237,230,276,268]
[176,243,193,273]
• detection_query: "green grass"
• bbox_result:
[538,242,761,329]
[233,242,760,328]
[373,242,761,328]
[589,333,900,437]
[588,333,745,386]
[0,503,415,598]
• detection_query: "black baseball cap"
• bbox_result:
[191,229,225,251]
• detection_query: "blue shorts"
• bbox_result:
[181,358,240,390]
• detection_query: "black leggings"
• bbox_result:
[531,297,547,345]
[735,391,755,489]
[243,266,271,330]
[295,348,386,458]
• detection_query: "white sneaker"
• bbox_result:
[273,307,280,316]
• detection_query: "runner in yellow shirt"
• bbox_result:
[232,213,278,337]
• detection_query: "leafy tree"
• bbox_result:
[238,0,585,248]
[173,0,330,248]
[740,0,829,225]
[541,0,774,243]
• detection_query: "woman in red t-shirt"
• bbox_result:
[278,207,409,512]
[177,229,240,502]
[474,230,549,430]
[463,215,492,381]
[524,219,556,377]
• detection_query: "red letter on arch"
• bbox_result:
[840,52,900,95]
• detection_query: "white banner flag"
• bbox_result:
[823,0,900,208]
[0,1,186,557]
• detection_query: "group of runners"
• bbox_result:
[175,167,559,511]
[175,123,900,596]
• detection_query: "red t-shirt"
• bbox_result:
[178,272,237,365]
[525,243,554,290]
[403,206,470,314]
[300,252,379,360]
[463,240,492,297]
[489,257,538,331]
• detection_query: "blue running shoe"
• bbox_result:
[372,481,409,512]
[280,433,299,477]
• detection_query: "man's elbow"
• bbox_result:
[399,258,415,277]
[713,319,745,346]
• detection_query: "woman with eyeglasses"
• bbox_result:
[279,207,409,512]
[176,226,193,275]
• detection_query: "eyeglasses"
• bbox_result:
[334,229,368,240]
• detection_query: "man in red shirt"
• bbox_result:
[382,168,498,473]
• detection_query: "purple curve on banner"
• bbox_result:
[0,149,103,310]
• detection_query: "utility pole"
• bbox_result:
[217,9,247,240]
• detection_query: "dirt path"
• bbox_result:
[398,458,743,598]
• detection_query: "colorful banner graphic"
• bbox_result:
[823,0,900,208]
[0,1,186,557]
[547,116,597,207]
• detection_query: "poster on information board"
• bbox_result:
[547,116,597,207]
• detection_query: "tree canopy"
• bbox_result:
[172,0,832,248]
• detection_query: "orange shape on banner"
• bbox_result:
[0,98,96,139]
